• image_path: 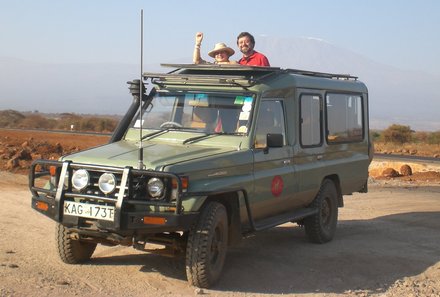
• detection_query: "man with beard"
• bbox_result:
[236,32,270,66]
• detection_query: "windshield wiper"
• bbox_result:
[182,133,210,144]
[142,127,200,141]
[141,128,171,140]
[182,132,244,144]
[215,132,246,136]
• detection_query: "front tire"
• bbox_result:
[56,223,97,264]
[304,179,339,243]
[185,202,228,288]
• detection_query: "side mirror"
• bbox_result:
[267,133,283,148]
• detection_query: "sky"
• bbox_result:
[1,0,440,76]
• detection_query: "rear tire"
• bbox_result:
[304,179,338,243]
[56,223,97,264]
[185,202,228,288]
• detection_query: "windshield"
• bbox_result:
[132,91,254,134]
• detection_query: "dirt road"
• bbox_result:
[1,172,439,297]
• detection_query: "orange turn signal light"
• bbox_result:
[172,177,188,190]
[36,201,49,211]
[49,166,57,176]
[143,216,167,225]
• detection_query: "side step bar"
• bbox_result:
[243,207,318,237]
[229,189,319,237]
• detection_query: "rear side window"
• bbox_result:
[326,93,363,143]
[300,94,322,147]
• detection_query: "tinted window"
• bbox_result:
[300,94,322,146]
[255,100,286,148]
[326,93,363,143]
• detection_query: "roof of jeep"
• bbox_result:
[143,63,367,93]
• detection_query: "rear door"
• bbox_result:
[294,91,326,205]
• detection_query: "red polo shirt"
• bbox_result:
[238,51,270,66]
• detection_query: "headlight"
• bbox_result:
[72,169,89,191]
[99,173,116,194]
[147,177,164,198]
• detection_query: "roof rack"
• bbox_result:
[160,63,282,72]
[142,64,358,88]
[159,64,357,80]
[143,64,279,88]
[143,72,257,88]
[284,68,358,80]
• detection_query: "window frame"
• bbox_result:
[299,93,323,148]
[131,90,257,135]
[253,98,288,148]
[324,92,365,144]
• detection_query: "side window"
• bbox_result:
[254,100,286,148]
[326,93,364,143]
[300,94,322,147]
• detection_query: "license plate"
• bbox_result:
[63,201,115,221]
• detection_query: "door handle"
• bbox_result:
[283,159,291,165]
[316,155,323,160]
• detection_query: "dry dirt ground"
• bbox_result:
[1,173,440,297]
[1,129,440,296]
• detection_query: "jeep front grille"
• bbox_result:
[30,161,184,211]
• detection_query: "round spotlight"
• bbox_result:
[72,169,89,191]
[147,178,164,198]
[99,173,116,194]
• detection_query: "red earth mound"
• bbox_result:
[0,129,109,174]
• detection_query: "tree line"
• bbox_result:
[0,110,119,133]
[372,124,440,144]
[1,110,439,143]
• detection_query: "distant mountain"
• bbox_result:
[257,36,440,131]
[0,57,143,114]
[0,37,439,131]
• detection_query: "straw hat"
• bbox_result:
[208,43,235,58]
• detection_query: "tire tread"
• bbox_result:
[55,223,96,264]
[304,179,338,243]
[186,202,228,288]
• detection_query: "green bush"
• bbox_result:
[428,131,440,144]
[381,124,413,144]
[371,130,381,142]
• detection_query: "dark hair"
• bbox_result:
[237,32,255,46]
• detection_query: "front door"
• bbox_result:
[251,99,296,220]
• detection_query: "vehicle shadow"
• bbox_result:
[215,211,440,294]
[91,251,187,281]
[90,211,440,294]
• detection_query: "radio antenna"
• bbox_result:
[138,9,145,169]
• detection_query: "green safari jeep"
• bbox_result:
[29,64,371,288]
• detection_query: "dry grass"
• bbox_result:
[374,142,440,158]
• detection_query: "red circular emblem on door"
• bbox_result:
[271,175,284,197]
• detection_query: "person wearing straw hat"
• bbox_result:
[193,32,238,64]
